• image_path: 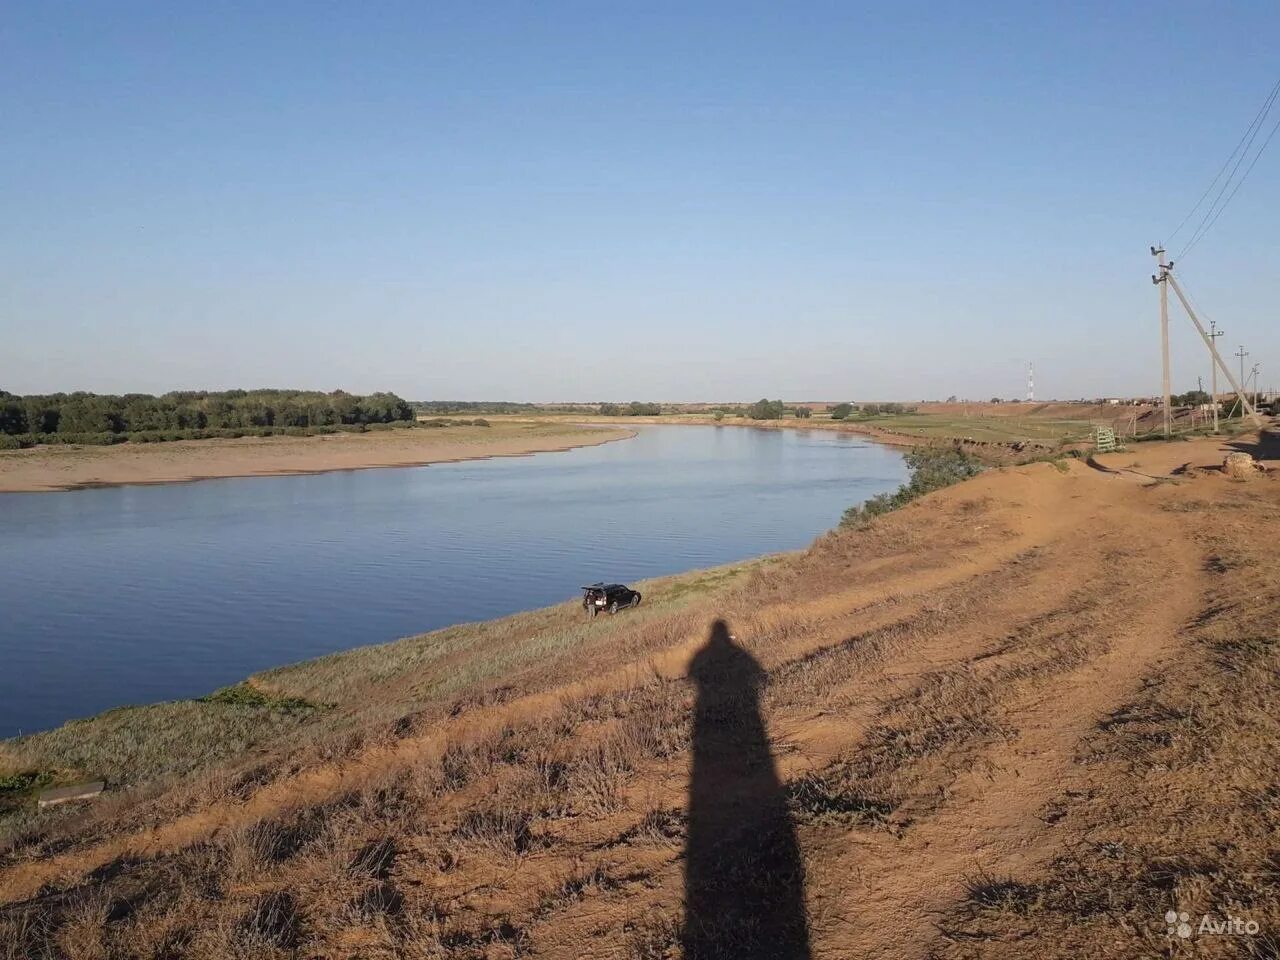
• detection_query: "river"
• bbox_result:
[0,425,905,736]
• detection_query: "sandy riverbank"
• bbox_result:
[0,421,634,493]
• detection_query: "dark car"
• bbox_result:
[582,582,642,617]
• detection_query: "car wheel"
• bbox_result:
[609,601,619,614]
[632,593,641,607]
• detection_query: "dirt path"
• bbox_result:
[813,497,1202,959]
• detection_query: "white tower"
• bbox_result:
[1026,362,1035,402]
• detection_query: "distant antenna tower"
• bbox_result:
[1026,362,1035,402]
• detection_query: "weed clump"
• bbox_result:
[200,683,316,713]
[0,771,54,795]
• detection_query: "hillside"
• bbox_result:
[2,431,1278,959]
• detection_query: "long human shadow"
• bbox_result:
[683,620,811,959]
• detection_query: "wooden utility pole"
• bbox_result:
[1152,246,1172,436]
[1165,271,1263,427]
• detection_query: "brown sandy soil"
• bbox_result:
[1,431,1277,958]
[0,422,633,493]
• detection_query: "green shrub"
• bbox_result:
[746,398,786,420]
[840,491,899,526]
[0,434,24,450]
[829,403,853,420]
[0,771,53,794]
[841,446,984,528]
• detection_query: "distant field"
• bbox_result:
[849,412,1098,442]
[506,402,1164,445]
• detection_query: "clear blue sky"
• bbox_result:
[2,2,1277,401]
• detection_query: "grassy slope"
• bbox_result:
[0,559,775,847]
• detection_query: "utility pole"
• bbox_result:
[1152,246,1172,436]
[1231,346,1250,420]
[1164,269,1263,427]
[1208,320,1224,432]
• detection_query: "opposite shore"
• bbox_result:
[0,421,635,493]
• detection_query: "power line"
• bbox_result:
[1179,108,1280,259]
[1166,76,1280,246]
[1172,77,1280,260]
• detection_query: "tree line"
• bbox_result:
[706,400,919,421]
[598,402,663,416]
[829,402,916,419]
[0,389,415,448]
[414,401,542,415]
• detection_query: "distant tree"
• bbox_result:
[598,403,621,416]
[829,402,853,420]
[746,398,786,420]
[0,399,27,435]
[713,410,725,421]
[861,403,881,416]
[1172,390,1211,407]
[793,406,812,419]
[626,401,661,416]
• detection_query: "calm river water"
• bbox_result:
[0,425,905,736]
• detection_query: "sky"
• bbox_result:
[2,2,1278,402]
